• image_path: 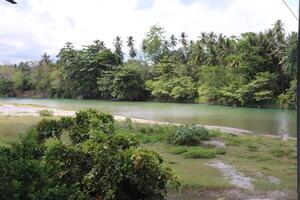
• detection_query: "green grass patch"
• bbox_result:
[270,146,294,157]
[216,148,226,155]
[247,143,258,152]
[183,147,217,159]
[168,146,188,155]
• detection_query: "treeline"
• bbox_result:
[0,20,297,109]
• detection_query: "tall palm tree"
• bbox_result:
[127,36,137,59]
[191,41,205,65]
[113,36,123,63]
[179,32,188,62]
[127,36,134,48]
[40,53,51,65]
[180,32,188,48]
[169,34,177,50]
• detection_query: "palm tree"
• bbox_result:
[179,32,188,61]
[127,36,137,59]
[113,36,123,63]
[127,36,134,48]
[179,32,188,48]
[40,53,51,65]
[169,34,177,50]
[191,41,205,65]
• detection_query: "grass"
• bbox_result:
[183,147,217,159]
[38,109,54,117]
[0,116,296,197]
[168,146,188,154]
[0,116,40,146]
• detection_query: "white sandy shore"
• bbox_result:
[0,103,255,135]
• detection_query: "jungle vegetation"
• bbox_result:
[0,20,297,109]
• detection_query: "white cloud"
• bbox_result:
[0,0,298,64]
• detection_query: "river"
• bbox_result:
[0,98,296,137]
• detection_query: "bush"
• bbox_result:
[36,118,62,141]
[0,110,181,200]
[183,147,217,159]
[38,109,54,117]
[169,124,210,146]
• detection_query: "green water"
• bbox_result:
[0,98,296,137]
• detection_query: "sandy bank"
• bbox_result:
[0,103,266,136]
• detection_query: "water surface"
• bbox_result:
[0,98,296,137]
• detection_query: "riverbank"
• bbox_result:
[0,103,269,136]
[0,107,296,199]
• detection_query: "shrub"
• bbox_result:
[168,146,187,155]
[123,117,133,131]
[183,147,217,159]
[0,110,181,200]
[169,124,210,146]
[36,119,62,141]
[38,109,54,117]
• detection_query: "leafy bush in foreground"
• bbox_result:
[168,124,210,146]
[0,109,180,200]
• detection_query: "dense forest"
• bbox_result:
[0,20,297,109]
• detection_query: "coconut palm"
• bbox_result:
[113,36,123,63]
[127,36,134,48]
[127,36,137,59]
[179,32,188,48]
[169,34,177,50]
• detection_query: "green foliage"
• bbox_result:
[270,146,294,157]
[278,80,296,109]
[216,148,226,155]
[0,110,180,200]
[142,25,167,63]
[0,78,14,97]
[198,66,231,103]
[167,146,188,155]
[38,109,54,117]
[223,135,243,146]
[247,143,258,152]
[147,76,197,102]
[112,66,148,100]
[0,21,297,108]
[36,119,62,141]
[236,72,277,105]
[169,124,210,146]
[183,147,217,159]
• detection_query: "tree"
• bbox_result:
[146,76,197,102]
[169,34,177,50]
[0,79,14,97]
[142,25,167,63]
[179,32,188,61]
[113,36,123,64]
[127,36,137,59]
[278,80,296,109]
[237,72,277,105]
[57,42,117,98]
[112,66,148,100]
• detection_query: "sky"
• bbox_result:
[0,0,298,64]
